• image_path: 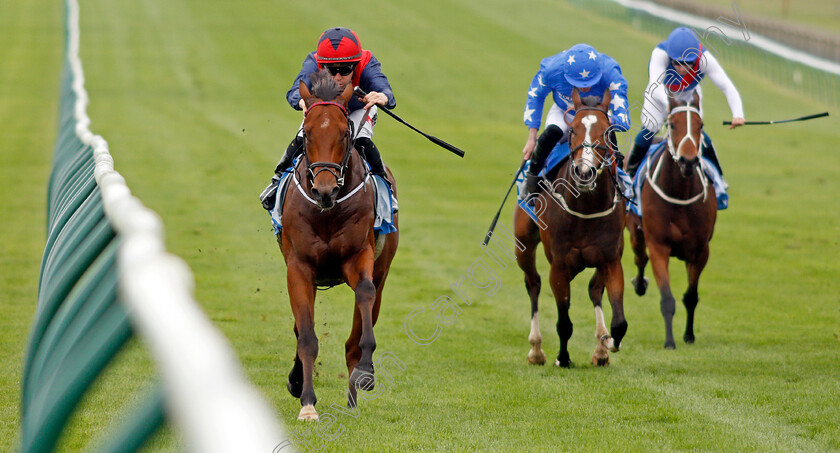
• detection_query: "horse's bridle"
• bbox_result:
[301,100,355,189]
[566,106,616,185]
[665,104,704,162]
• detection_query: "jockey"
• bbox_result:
[272,27,395,180]
[625,27,745,178]
[520,43,631,199]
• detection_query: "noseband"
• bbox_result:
[302,101,355,189]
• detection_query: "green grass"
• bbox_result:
[2,0,840,451]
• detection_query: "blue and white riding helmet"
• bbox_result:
[665,27,702,63]
[563,44,603,88]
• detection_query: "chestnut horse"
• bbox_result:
[280,70,398,420]
[515,88,627,368]
[626,92,716,349]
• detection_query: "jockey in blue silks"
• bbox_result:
[520,43,631,199]
[624,27,745,178]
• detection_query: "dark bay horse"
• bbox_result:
[280,70,398,420]
[515,88,627,367]
[626,92,716,349]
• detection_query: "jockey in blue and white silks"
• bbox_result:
[520,43,631,199]
[625,27,745,178]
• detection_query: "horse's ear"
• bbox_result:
[691,90,700,108]
[338,83,354,107]
[571,87,582,109]
[600,88,611,111]
[299,81,312,108]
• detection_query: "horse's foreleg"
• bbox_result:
[683,246,709,344]
[604,259,627,351]
[588,270,611,366]
[343,249,377,393]
[648,242,676,349]
[515,207,545,365]
[627,213,649,296]
[549,263,573,367]
[286,263,319,420]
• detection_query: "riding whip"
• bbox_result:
[353,87,465,157]
[722,112,829,126]
[482,160,527,246]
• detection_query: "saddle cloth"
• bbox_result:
[629,141,728,216]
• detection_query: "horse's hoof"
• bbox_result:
[554,359,574,368]
[297,404,318,421]
[599,334,615,351]
[591,355,610,367]
[287,380,302,399]
[684,334,695,344]
[350,366,375,391]
[528,348,546,365]
[664,341,676,350]
[632,276,648,296]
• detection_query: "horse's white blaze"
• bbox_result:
[676,109,697,159]
[320,117,331,128]
[580,114,598,172]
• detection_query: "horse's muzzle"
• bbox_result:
[677,156,699,178]
[310,184,339,209]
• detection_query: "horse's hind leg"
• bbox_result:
[683,247,709,344]
[627,213,649,296]
[287,263,319,420]
[514,206,545,365]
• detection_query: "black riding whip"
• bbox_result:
[482,160,527,246]
[353,87,465,158]
[722,112,829,126]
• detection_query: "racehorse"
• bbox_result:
[626,91,716,349]
[514,88,627,368]
[279,70,398,420]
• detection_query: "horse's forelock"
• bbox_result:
[309,69,342,101]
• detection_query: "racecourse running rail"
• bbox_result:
[20,1,285,451]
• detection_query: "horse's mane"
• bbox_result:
[309,69,342,101]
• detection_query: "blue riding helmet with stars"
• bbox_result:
[563,44,603,88]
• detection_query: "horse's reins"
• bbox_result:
[550,106,621,219]
[647,103,709,205]
[293,100,371,207]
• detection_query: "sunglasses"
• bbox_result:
[325,64,355,76]
[670,59,695,68]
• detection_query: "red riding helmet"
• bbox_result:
[315,27,363,65]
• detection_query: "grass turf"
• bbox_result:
[2,0,839,451]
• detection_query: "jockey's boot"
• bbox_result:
[261,135,304,210]
[355,137,388,179]
[519,125,564,201]
[626,128,656,178]
[274,135,305,175]
[701,131,723,176]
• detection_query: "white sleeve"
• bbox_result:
[701,52,744,118]
[648,48,670,86]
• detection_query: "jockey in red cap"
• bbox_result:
[261,27,395,208]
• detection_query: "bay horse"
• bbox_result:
[626,91,716,349]
[279,70,398,420]
[514,88,627,368]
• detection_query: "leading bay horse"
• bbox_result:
[515,88,627,368]
[626,92,716,349]
[280,70,398,420]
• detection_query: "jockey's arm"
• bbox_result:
[703,52,745,128]
[523,127,539,160]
